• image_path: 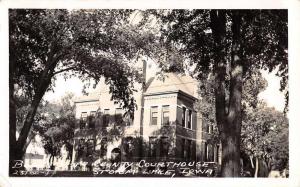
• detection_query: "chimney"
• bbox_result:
[142,59,147,83]
[142,59,147,90]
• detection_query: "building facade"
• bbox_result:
[71,61,220,170]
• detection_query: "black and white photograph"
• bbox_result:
[7,8,290,179]
[2,1,300,186]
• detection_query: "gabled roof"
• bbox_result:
[144,72,198,99]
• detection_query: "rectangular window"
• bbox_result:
[81,112,88,120]
[209,125,214,134]
[115,108,122,114]
[177,106,183,126]
[80,112,88,129]
[208,144,214,162]
[88,111,96,129]
[149,137,157,158]
[182,107,186,127]
[90,111,96,116]
[206,123,210,133]
[115,108,123,124]
[103,109,110,127]
[151,106,158,125]
[88,116,95,129]
[162,105,170,125]
[187,110,192,129]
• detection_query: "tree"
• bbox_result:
[15,93,54,157]
[241,102,289,176]
[40,93,76,168]
[151,10,288,177]
[9,9,153,173]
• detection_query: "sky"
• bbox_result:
[44,68,286,113]
[258,70,286,112]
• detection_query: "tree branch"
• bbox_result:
[53,67,76,76]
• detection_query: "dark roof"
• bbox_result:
[144,72,198,99]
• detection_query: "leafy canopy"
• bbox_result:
[148,10,288,111]
[10,9,156,117]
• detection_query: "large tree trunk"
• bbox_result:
[9,84,49,175]
[9,57,22,174]
[9,48,59,174]
[210,10,243,177]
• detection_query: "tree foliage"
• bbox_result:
[149,9,288,177]
[241,102,289,171]
[40,93,76,166]
[9,9,155,170]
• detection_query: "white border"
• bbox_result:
[1,0,299,187]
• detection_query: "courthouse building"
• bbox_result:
[71,61,220,169]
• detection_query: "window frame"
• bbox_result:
[182,107,186,128]
[103,109,110,127]
[115,108,123,124]
[150,106,158,126]
[162,105,170,125]
[187,110,192,129]
[80,112,88,129]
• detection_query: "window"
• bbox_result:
[205,124,210,133]
[80,112,87,129]
[88,116,95,129]
[177,106,183,126]
[149,137,157,158]
[187,110,192,129]
[90,111,96,116]
[160,137,169,158]
[162,105,170,125]
[182,107,186,127]
[81,112,88,120]
[151,106,158,125]
[209,125,214,134]
[207,144,214,162]
[115,108,123,124]
[103,109,110,127]
[88,111,96,129]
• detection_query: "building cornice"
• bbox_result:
[144,90,198,101]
